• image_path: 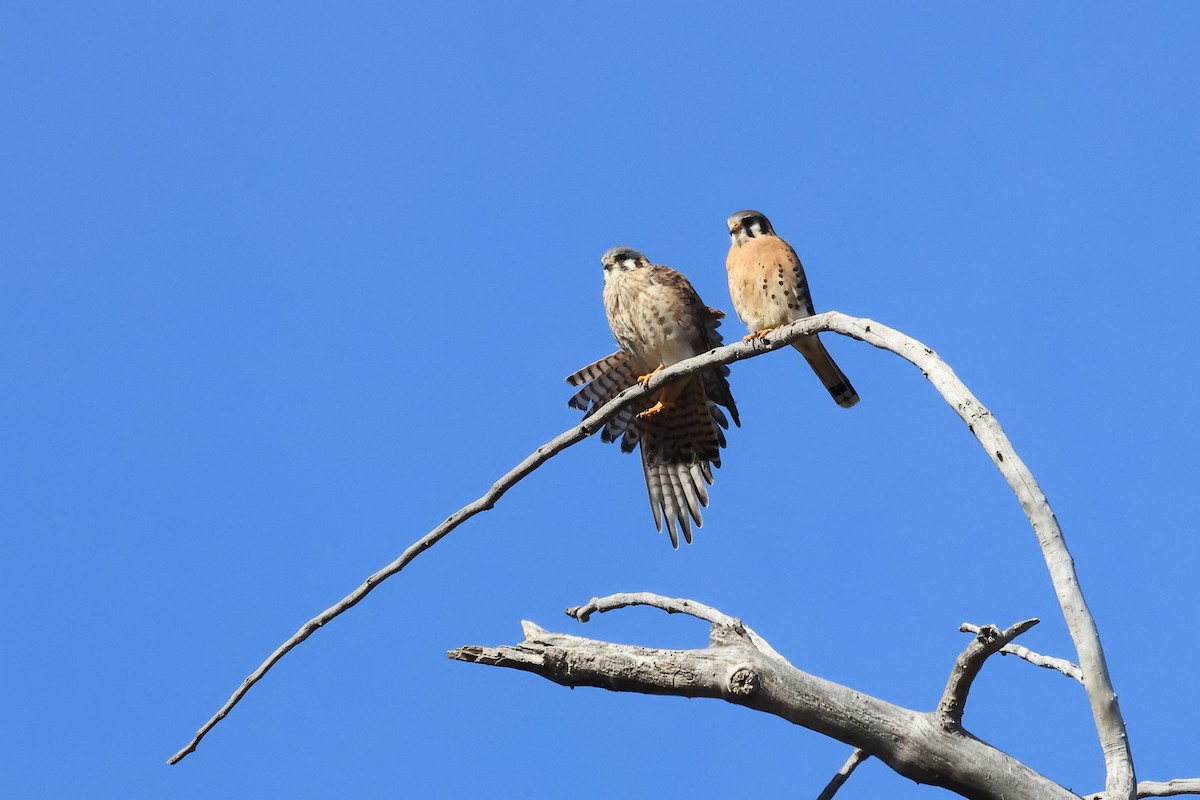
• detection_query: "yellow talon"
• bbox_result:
[742,328,777,342]
[637,363,665,389]
[637,400,676,418]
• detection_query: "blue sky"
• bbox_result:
[3,3,1198,798]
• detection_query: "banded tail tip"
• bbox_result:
[830,382,860,409]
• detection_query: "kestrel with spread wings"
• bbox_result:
[726,210,859,408]
[567,247,739,547]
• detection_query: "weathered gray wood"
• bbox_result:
[938,620,1040,727]
[1085,779,1200,800]
[816,314,1135,800]
[451,609,1078,800]
[959,622,1083,682]
[817,748,868,800]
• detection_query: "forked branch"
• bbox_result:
[938,619,1040,727]
[959,622,1083,683]
[449,594,1078,800]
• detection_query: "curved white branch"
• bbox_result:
[812,314,1135,798]
[170,311,1134,799]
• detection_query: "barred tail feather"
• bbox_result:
[642,457,706,548]
[565,351,630,387]
[566,350,640,442]
[636,376,727,547]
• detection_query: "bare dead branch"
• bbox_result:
[810,314,1135,798]
[567,591,735,624]
[566,591,785,660]
[171,311,1135,798]
[167,335,714,763]
[937,619,1039,727]
[169,313,816,763]
[959,622,1084,683]
[1085,778,1200,799]
[817,748,869,800]
[449,598,1078,800]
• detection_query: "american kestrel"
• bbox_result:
[726,210,859,408]
[567,247,740,547]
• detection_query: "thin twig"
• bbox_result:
[817,748,869,800]
[1084,778,1200,799]
[567,591,734,624]
[565,591,785,660]
[960,622,1083,683]
[937,619,1039,727]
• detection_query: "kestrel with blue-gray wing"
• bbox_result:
[567,247,739,547]
[726,210,859,408]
